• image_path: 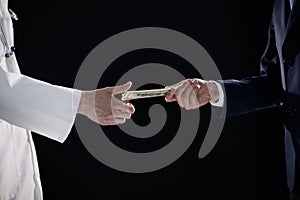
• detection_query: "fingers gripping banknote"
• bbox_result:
[121,82,183,101]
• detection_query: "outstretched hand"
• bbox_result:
[78,82,135,125]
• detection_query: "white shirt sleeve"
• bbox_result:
[210,81,224,107]
[0,67,81,143]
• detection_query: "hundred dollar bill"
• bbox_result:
[121,85,181,101]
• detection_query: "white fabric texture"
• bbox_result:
[0,0,81,199]
[210,81,224,107]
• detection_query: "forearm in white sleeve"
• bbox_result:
[209,81,224,107]
[0,67,81,143]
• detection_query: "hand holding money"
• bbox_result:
[165,79,220,110]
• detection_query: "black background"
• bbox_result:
[8,0,288,199]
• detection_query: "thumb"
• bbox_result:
[111,81,132,95]
[165,91,177,102]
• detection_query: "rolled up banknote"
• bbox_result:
[121,84,182,101]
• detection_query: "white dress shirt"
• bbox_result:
[290,0,294,9]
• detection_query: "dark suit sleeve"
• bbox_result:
[219,17,284,117]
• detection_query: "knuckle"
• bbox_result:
[119,119,126,124]
[178,101,184,107]
[178,102,184,108]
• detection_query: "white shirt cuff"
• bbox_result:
[210,81,224,107]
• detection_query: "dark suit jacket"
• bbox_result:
[221,0,300,190]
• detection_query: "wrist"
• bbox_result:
[77,91,94,115]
